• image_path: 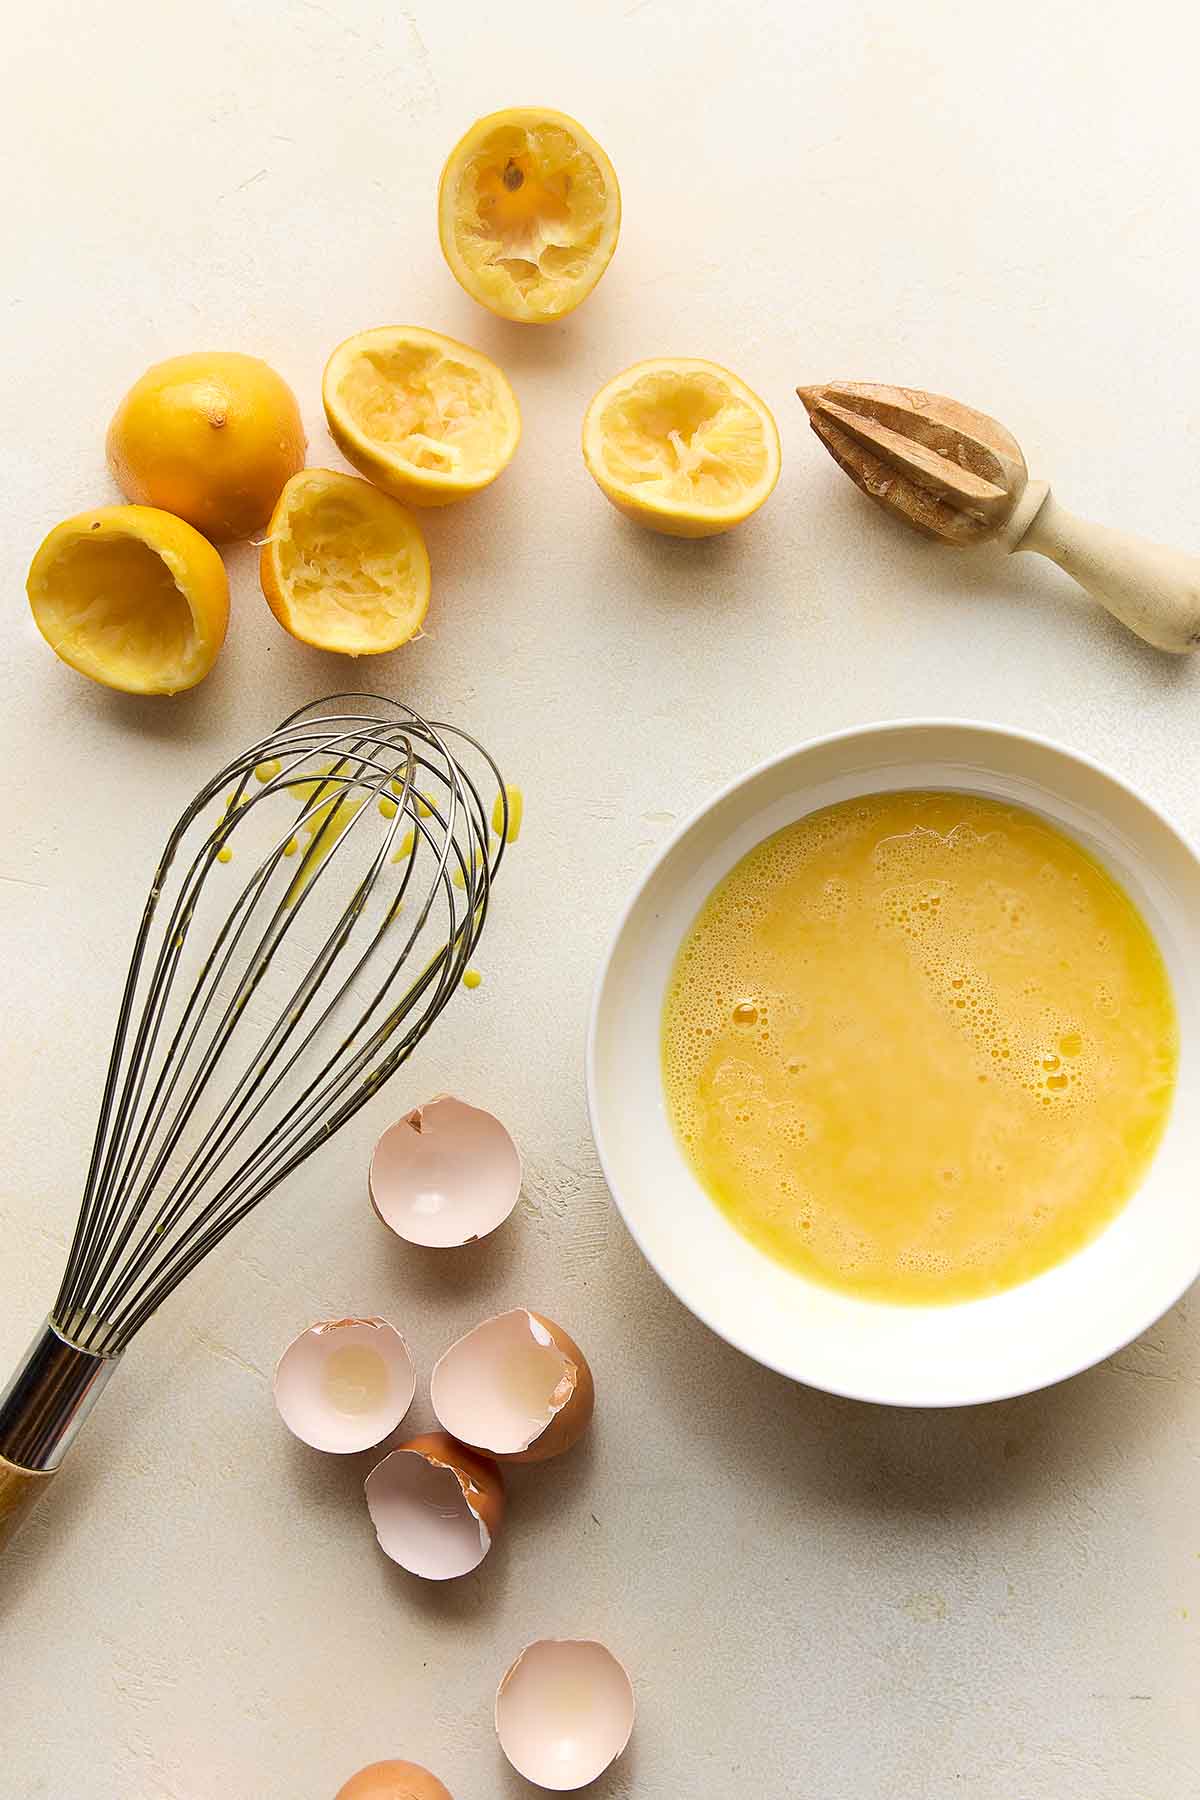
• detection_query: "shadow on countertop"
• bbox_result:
[620,1246,1198,1525]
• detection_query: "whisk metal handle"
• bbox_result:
[0,1321,118,1547]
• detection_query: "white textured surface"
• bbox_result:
[2,1,1198,1795]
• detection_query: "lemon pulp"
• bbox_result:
[440,109,619,322]
[27,505,228,695]
[328,332,517,485]
[583,359,780,536]
[662,791,1178,1304]
[40,534,195,681]
[261,469,430,656]
[597,369,771,509]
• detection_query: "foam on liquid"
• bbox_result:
[661,791,1177,1304]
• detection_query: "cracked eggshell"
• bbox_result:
[369,1095,522,1247]
[495,1639,635,1791]
[334,1761,454,1800]
[273,1317,416,1454]
[364,1431,504,1580]
[430,1309,594,1463]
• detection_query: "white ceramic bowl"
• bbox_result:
[587,720,1200,1406]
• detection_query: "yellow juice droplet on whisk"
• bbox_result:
[453,847,486,889]
[463,969,483,989]
[217,846,233,864]
[379,796,397,819]
[392,830,415,863]
[390,780,435,817]
[288,765,364,889]
[283,838,299,857]
[492,783,524,844]
[255,758,282,783]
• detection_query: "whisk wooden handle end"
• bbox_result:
[0,1453,55,1553]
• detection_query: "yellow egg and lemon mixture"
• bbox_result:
[662,791,1177,1304]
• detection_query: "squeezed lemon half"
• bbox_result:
[582,358,781,537]
[106,351,306,543]
[27,504,229,694]
[323,326,520,506]
[260,468,430,656]
[438,107,620,323]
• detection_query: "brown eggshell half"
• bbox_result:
[430,1309,595,1464]
[365,1431,505,1579]
[334,1760,454,1800]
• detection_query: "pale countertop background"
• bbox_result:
[3,1,1199,1795]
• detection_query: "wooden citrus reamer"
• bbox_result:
[798,382,1200,653]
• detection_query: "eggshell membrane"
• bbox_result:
[369,1096,522,1247]
[430,1309,595,1463]
[334,1760,454,1800]
[273,1317,416,1454]
[495,1639,635,1791]
[365,1431,505,1580]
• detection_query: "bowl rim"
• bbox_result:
[585,715,1200,1406]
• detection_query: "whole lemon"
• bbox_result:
[106,352,306,542]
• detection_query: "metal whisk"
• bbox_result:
[0,693,508,1549]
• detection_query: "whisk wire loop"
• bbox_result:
[50,696,505,1358]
